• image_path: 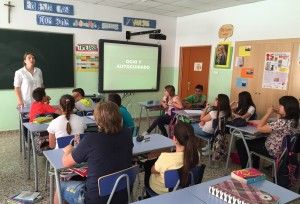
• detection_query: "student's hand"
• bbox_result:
[17,99,24,108]
[266,107,275,115]
[63,144,73,154]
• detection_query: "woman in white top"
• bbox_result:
[14,52,44,108]
[143,85,183,137]
[48,94,86,149]
[231,91,256,121]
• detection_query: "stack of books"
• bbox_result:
[209,179,279,204]
[231,168,266,184]
[7,191,42,203]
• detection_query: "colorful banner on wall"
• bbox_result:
[262,52,291,90]
[37,15,122,31]
[75,44,99,72]
[24,0,74,15]
[123,17,156,28]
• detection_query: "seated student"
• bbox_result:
[142,85,183,137]
[183,84,206,109]
[143,121,199,195]
[55,102,133,204]
[231,91,256,120]
[72,88,95,112]
[108,93,134,128]
[48,94,87,149]
[191,94,231,154]
[236,96,299,169]
[29,87,61,122]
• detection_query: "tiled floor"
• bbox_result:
[0,118,299,203]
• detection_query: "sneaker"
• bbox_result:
[201,144,210,151]
[141,131,149,136]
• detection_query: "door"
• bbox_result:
[178,46,211,99]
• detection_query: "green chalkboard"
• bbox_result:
[0,29,74,89]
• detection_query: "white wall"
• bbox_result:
[175,0,300,102]
[0,0,177,131]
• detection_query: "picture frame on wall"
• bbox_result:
[214,42,232,69]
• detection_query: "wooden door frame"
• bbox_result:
[178,45,212,98]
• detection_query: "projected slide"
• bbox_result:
[99,40,161,92]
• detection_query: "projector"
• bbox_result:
[149,33,166,40]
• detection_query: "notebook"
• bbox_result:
[231,168,266,184]
[209,179,279,204]
[9,191,42,203]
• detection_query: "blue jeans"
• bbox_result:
[60,180,86,204]
[191,123,213,139]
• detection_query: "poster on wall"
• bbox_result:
[75,44,99,72]
[214,42,233,69]
[239,46,251,57]
[262,52,291,90]
[241,67,254,78]
[236,78,248,88]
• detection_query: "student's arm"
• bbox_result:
[200,104,210,120]
[256,107,274,133]
[48,133,56,149]
[62,145,76,167]
[15,87,24,108]
[172,96,183,109]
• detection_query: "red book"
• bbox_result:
[70,167,88,177]
[231,168,265,184]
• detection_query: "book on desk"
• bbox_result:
[209,179,279,204]
[231,168,266,184]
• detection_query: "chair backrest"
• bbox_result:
[98,165,139,204]
[249,111,257,120]
[85,110,94,116]
[188,164,206,185]
[57,134,85,148]
[128,126,139,137]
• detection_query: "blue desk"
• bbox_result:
[44,134,174,204]
[225,124,258,169]
[138,101,163,128]
[186,176,300,204]
[23,116,96,192]
[132,188,205,204]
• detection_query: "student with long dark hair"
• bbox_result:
[231,91,256,120]
[192,94,231,154]
[48,94,86,149]
[142,85,183,137]
[236,96,300,168]
[144,121,199,194]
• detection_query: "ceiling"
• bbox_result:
[71,0,265,17]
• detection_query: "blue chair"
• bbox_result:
[76,110,94,116]
[57,134,85,148]
[145,164,206,197]
[98,165,139,204]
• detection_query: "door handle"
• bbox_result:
[187,82,191,91]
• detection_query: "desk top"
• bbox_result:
[17,106,30,114]
[132,188,205,204]
[23,116,96,132]
[138,101,162,109]
[226,124,258,135]
[44,134,174,170]
[186,175,300,204]
[174,109,202,118]
[133,134,174,155]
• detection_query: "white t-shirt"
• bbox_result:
[235,106,255,121]
[201,110,225,134]
[47,114,87,149]
[14,67,43,106]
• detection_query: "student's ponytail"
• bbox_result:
[59,94,75,135]
[174,121,199,186]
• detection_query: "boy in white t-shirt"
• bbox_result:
[48,94,86,149]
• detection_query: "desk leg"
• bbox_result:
[241,134,252,167]
[19,114,22,153]
[54,170,63,204]
[27,131,31,180]
[30,132,39,192]
[138,106,143,128]
[146,108,150,128]
[49,169,54,204]
[226,131,234,169]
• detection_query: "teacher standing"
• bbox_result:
[14,52,44,108]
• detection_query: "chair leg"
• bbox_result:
[45,160,49,190]
[208,140,211,167]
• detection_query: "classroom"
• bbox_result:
[1,0,300,203]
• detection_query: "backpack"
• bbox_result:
[277,134,300,189]
[212,117,228,161]
[33,131,52,156]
